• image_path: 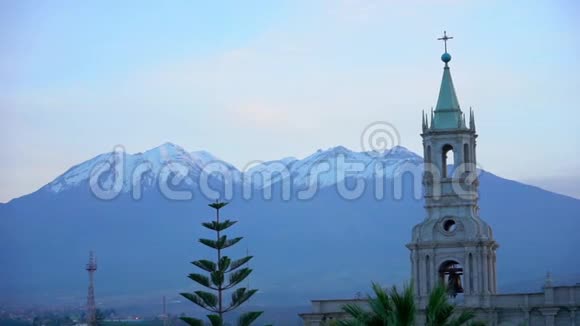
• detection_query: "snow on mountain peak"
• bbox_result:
[143,142,190,162]
[189,150,221,164]
[279,156,298,164]
[365,145,420,159]
[45,144,222,194]
[42,144,425,196]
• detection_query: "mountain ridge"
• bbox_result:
[3,142,424,204]
[1,143,579,309]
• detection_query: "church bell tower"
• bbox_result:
[407,32,498,308]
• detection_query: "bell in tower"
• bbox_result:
[440,262,464,297]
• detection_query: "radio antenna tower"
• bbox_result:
[86,251,98,326]
[162,296,168,326]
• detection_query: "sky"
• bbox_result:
[1,0,579,202]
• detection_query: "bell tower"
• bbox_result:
[407,32,498,308]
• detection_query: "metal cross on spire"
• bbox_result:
[438,31,453,53]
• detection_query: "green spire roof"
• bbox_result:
[431,54,464,130]
[435,66,460,112]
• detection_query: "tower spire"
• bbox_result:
[469,107,476,131]
[431,31,464,130]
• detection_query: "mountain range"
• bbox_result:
[1,142,579,315]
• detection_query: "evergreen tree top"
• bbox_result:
[209,201,228,210]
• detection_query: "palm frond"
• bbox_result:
[447,310,476,326]
[368,282,393,320]
[342,303,369,320]
[337,319,366,326]
[426,284,453,326]
[390,283,415,326]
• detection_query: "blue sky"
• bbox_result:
[1,0,579,202]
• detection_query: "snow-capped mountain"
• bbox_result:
[44,143,242,196]
[40,142,424,200]
[244,156,298,188]
[1,142,579,310]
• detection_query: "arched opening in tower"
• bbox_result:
[441,144,454,178]
[439,260,464,297]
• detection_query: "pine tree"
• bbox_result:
[180,201,262,326]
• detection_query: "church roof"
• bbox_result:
[431,52,465,130]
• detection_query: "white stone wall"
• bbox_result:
[301,285,580,326]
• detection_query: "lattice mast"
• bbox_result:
[86,251,98,326]
[162,295,168,326]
